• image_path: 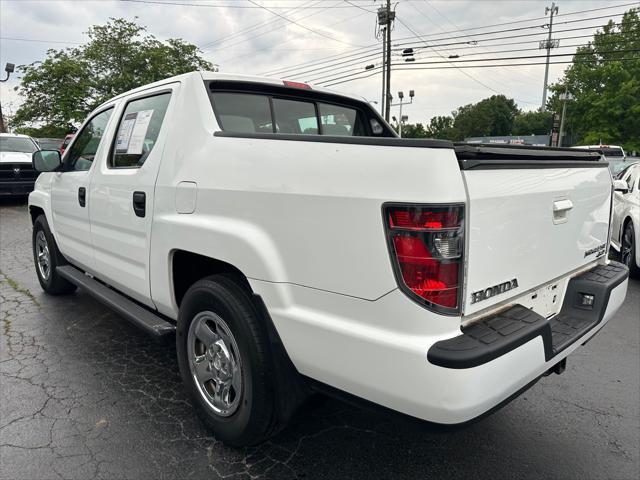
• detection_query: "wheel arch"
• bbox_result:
[29,205,45,224]
[171,249,253,308]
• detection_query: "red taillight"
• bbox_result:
[283,80,311,89]
[384,204,464,313]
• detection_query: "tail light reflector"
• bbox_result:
[384,204,464,314]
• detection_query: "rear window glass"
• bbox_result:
[318,103,358,136]
[211,93,272,133]
[272,98,318,134]
[210,88,382,137]
[599,148,624,157]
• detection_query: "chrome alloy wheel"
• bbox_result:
[35,230,51,281]
[622,224,633,267]
[187,311,243,417]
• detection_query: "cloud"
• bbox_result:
[0,0,627,125]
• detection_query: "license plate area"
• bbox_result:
[518,277,570,320]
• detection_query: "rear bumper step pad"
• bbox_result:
[428,262,629,369]
[57,265,176,338]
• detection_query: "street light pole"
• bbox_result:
[0,63,15,134]
[558,86,574,147]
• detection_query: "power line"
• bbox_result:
[200,0,331,52]
[320,57,638,87]
[398,3,537,103]
[311,47,638,84]
[279,26,624,83]
[263,2,638,75]
[0,36,82,45]
[243,0,365,47]
[267,12,630,79]
[120,0,380,8]
[214,4,369,64]
[198,0,319,49]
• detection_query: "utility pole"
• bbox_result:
[0,63,15,134]
[381,26,386,118]
[385,0,392,122]
[558,86,574,147]
[377,1,395,122]
[540,2,559,111]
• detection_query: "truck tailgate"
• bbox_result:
[456,144,611,316]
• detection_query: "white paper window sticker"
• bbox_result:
[126,109,154,155]
[115,112,137,153]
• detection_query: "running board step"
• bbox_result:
[56,266,176,338]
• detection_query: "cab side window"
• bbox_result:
[111,93,172,168]
[66,108,114,171]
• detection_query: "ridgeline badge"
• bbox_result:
[471,279,519,304]
[584,243,606,258]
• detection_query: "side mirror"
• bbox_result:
[33,150,62,172]
[613,179,629,194]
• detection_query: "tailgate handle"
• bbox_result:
[553,199,573,224]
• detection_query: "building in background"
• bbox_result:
[464,135,550,146]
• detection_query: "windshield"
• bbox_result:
[608,159,632,176]
[614,162,640,179]
[0,137,38,153]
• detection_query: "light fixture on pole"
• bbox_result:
[0,62,15,133]
[390,89,414,138]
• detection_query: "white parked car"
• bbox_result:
[28,72,629,446]
[611,162,640,277]
[0,133,40,196]
[572,144,629,176]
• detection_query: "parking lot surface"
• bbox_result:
[1,199,638,480]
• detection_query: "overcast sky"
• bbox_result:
[0,0,636,125]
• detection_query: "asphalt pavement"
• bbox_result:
[1,198,638,480]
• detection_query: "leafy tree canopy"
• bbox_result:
[512,110,553,136]
[452,95,519,139]
[547,8,640,150]
[11,18,214,133]
[424,115,456,139]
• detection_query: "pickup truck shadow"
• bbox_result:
[1,199,634,480]
[15,283,632,480]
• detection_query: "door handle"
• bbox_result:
[132,191,146,218]
[553,199,573,212]
[78,187,86,207]
[552,198,572,224]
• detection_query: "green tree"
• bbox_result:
[12,18,213,133]
[452,95,519,139]
[547,8,640,150]
[399,122,427,138]
[512,110,553,136]
[424,115,457,139]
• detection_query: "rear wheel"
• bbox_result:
[32,215,77,295]
[176,276,283,446]
[622,221,640,278]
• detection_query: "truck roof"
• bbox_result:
[97,71,367,110]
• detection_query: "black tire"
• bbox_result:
[176,275,282,446]
[622,221,640,278]
[32,215,77,295]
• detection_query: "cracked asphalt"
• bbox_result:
[1,198,638,480]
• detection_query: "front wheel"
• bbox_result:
[32,215,77,295]
[622,221,640,278]
[176,276,283,446]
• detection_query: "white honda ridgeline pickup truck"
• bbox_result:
[29,72,629,446]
